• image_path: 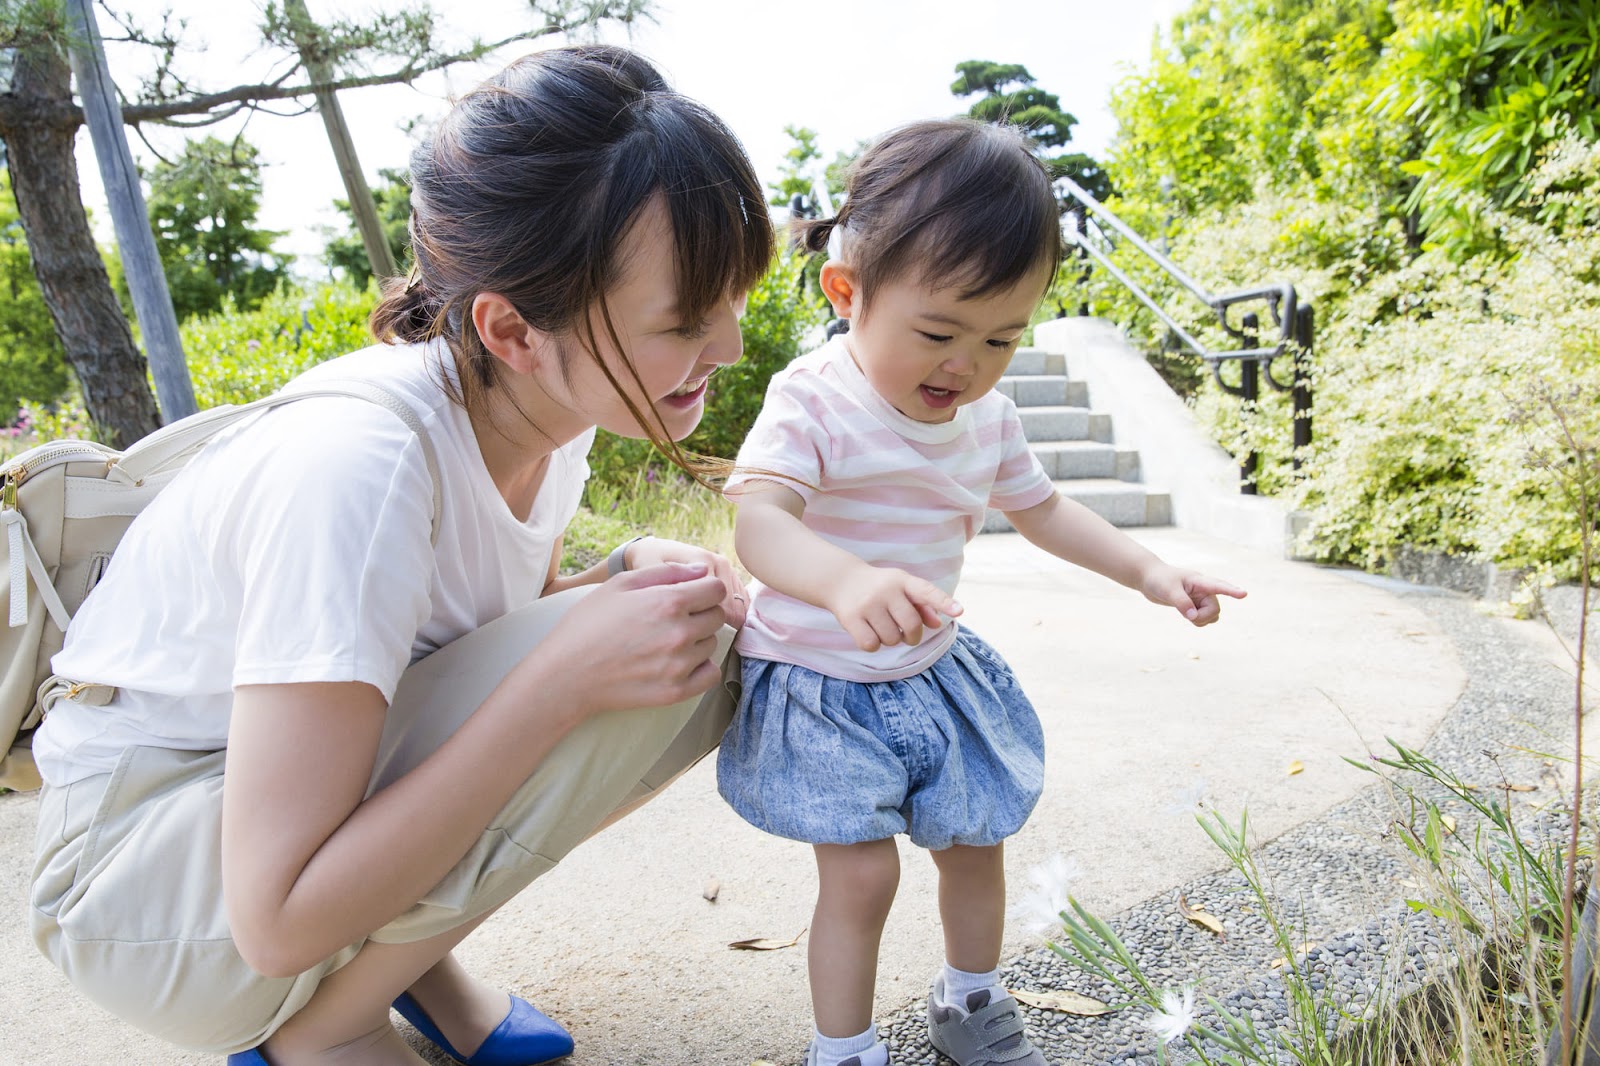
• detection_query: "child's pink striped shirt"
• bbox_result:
[727,336,1056,682]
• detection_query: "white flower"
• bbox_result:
[1163,778,1209,816]
[1008,853,1080,937]
[1145,984,1197,1043]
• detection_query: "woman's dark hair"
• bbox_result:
[793,119,1061,314]
[372,44,773,466]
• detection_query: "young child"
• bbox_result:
[718,119,1246,1066]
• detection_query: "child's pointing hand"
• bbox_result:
[1141,564,1248,627]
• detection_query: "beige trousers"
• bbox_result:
[29,586,738,1054]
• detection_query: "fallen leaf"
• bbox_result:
[1403,630,1428,637]
[1177,892,1226,941]
[1288,760,1305,776]
[1008,987,1116,1016]
[1187,652,1201,660]
[729,928,806,951]
[1269,941,1319,968]
[1505,783,1538,792]
[703,878,721,902]
[1442,814,1458,834]
[1139,666,1164,674]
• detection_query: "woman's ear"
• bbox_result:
[818,261,859,320]
[471,292,547,375]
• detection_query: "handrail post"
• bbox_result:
[1240,312,1260,495]
[1292,303,1314,475]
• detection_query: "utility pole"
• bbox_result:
[284,0,398,280]
[64,0,197,422]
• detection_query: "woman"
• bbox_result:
[29,44,772,1066]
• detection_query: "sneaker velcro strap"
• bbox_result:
[944,996,1037,1064]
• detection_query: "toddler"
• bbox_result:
[719,119,1245,1066]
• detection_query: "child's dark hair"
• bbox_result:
[371,44,773,471]
[793,119,1061,312]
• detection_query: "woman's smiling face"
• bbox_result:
[550,197,748,443]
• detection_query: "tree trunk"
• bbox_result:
[0,44,161,447]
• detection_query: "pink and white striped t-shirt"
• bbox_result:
[728,335,1056,682]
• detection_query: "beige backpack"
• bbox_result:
[0,381,442,791]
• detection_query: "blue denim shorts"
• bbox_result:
[716,626,1045,850]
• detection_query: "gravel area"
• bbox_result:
[876,576,1596,1066]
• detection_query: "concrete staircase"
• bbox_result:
[983,347,1171,532]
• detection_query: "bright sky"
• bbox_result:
[81,0,1187,273]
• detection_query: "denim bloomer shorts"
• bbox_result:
[716,626,1045,850]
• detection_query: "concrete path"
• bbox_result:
[0,528,1466,1066]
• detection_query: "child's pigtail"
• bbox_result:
[792,215,840,257]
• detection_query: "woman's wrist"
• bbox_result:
[607,535,649,577]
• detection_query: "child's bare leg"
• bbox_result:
[262,915,494,1065]
[929,842,1006,975]
[810,839,900,1038]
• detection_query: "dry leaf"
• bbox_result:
[729,928,806,951]
[1505,783,1537,792]
[1187,652,1201,660]
[1269,941,1319,968]
[1403,630,1427,637]
[1287,760,1305,776]
[1177,892,1226,941]
[1008,987,1116,1016]
[703,878,721,902]
[1441,814,1458,834]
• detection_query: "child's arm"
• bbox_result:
[734,481,961,651]
[1006,493,1247,626]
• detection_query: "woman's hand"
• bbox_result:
[626,536,749,628]
[538,561,731,714]
[1140,563,1248,627]
[826,565,963,652]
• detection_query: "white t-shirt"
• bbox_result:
[33,341,595,786]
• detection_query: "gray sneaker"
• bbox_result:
[927,979,1047,1065]
[804,1040,888,1066]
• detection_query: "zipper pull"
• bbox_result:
[2,468,17,511]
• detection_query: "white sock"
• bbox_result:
[810,1023,886,1066]
[941,963,1004,1011]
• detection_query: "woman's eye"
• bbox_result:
[675,321,711,340]
[919,331,953,343]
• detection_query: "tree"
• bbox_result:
[951,59,1113,203]
[0,166,70,415]
[145,134,286,320]
[0,0,651,444]
[326,167,412,285]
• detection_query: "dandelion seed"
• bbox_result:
[1163,778,1209,816]
[1145,984,1196,1043]
[1008,853,1079,937]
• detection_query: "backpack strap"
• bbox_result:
[111,380,444,545]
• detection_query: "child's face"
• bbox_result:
[829,264,1050,424]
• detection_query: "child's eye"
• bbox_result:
[674,320,712,340]
[918,331,953,343]
[988,337,1021,349]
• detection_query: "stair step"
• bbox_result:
[994,376,1089,409]
[1016,406,1113,443]
[1003,348,1066,377]
[983,480,1172,532]
[1030,440,1141,481]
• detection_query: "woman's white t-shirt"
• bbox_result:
[33,341,595,786]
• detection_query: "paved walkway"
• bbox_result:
[0,528,1475,1066]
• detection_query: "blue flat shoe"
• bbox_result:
[226,1050,270,1065]
[393,990,574,1066]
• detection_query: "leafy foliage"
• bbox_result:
[144,135,288,321]
[951,59,1112,202]
[0,167,70,417]
[325,167,413,285]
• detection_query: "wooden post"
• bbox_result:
[64,0,197,422]
[284,0,398,280]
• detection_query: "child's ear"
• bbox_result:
[818,261,860,320]
[471,292,546,375]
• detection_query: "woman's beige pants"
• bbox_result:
[29,586,738,1054]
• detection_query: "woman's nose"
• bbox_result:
[702,299,745,367]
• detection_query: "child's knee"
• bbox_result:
[818,841,900,909]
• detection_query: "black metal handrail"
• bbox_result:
[1057,175,1313,494]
